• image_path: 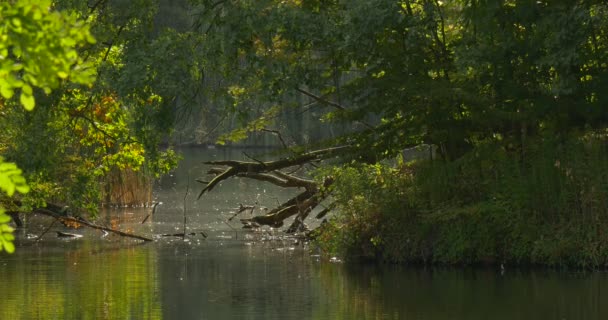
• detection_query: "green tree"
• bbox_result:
[0,0,96,252]
[1,0,194,229]
[190,0,608,265]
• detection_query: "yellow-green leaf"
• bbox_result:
[20,93,35,110]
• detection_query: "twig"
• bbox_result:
[35,219,58,242]
[296,88,346,111]
[198,114,228,142]
[221,219,238,239]
[228,203,256,221]
[242,152,267,167]
[261,128,289,149]
[183,169,192,240]
[141,201,161,224]
[296,87,374,129]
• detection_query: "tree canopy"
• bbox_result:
[192,0,607,159]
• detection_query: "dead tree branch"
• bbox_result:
[197,146,348,199]
[197,146,343,231]
[34,208,153,242]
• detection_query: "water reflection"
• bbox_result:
[2,148,607,319]
[0,241,161,320]
[314,265,608,319]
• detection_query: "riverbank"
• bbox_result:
[314,132,608,268]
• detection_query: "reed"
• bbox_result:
[103,168,152,207]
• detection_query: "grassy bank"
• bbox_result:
[315,132,608,268]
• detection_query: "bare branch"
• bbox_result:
[261,128,290,148]
[197,167,236,199]
[197,146,347,199]
[296,88,374,129]
[35,208,153,242]
[296,87,346,110]
[242,152,267,167]
[272,170,316,189]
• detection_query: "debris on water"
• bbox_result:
[56,231,83,238]
[161,232,197,237]
[329,257,342,263]
[274,247,296,252]
[242,221,260,229]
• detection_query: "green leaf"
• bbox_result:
[22,83,32,95]
[0,84,13,99]
[1,224,14,232]
[0,213,10,224]
[1,240,15,254]
[20,93,35,110]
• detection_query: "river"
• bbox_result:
[1,148,607,319]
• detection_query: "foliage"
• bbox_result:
[193,0,608,156]
[0,0,191,219]
[317,133,608,267]
[0,0,98,253]
[0,0,96,110]
[192,0,608,266]
[313,162,415,260]
[0,157,30,253]
[1,0,190,252]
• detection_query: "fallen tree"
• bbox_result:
[7,200,153,242]
[197,146,348,232]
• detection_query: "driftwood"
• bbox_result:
[197,147,347,232]
[34,208,154,242]
[3,200,155,242]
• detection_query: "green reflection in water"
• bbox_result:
[2,239,608,320]
[0,240,161,320]
[313,264,608,320]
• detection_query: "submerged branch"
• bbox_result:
[34,208,153,242]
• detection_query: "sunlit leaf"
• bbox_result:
[19,93,35,110]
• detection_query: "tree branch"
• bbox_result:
[296,88,374,129]
[197,146,348,198]
[34,208,153,242]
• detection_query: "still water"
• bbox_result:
[2,148,607,320]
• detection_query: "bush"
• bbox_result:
[315,132,608,268]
